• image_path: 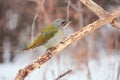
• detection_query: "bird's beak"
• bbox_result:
[64,20,71,28]
[67,21,71,24]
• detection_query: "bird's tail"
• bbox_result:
[22,44,34,51]
[22,46,31,51]
[22,47,30,51]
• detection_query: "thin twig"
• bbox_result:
[31,12,39,41]
[66,0,71,21]
[70,2,84,27]
[15,7,120,80]
[85,51,91,80]
[55,70,72,80]
[117,63,120,80]
[29,0,50,24]
[31,0,46,42]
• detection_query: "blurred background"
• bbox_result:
[0,0,120,80]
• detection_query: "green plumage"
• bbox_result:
[23,18,70,50]
[23,25,58,50]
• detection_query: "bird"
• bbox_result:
[23,18,70,50]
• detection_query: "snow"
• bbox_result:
[89,55,120,80]
[0,54,119,80]
[0,63,25,80]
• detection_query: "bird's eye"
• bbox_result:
[61,21,66,27]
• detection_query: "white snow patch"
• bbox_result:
[0,54,119,80]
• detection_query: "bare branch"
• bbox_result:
[66,0,71,21]
[29,0,50,24]
[31,11,39,41]
[31,0,46,41]
[79,0,120,30]
[55,69,72,80]
[117,63,120,80]
[15,7,120,80]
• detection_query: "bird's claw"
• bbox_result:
[60,41,64,44]
[47,47,56,51]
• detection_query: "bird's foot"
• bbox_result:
[47,47,56,51]
[60,41,64,44]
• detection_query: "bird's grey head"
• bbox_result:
[52,18,70,28]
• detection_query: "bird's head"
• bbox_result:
[52,18,71,28]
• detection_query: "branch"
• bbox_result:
[79,0,120,30]
[66,0,71,21]
[31,0,46,42]
[117,63,120,80]
[55,70,72,80]
[15,7,120,80]
[29,0,50,24]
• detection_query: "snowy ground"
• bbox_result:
[0,54,119,80]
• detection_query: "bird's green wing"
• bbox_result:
[23,25,58,50]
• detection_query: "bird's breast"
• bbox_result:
[43,29,64,49]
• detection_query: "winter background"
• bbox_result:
[0,0,120,80]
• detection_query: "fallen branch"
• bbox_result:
[15,7,120,80]
[80,0,120,30]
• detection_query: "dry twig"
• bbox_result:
[29,0,50,24]
[116,63,120,80]
[31,0,46,41]
[55,70,72,80]
[15,7,120,80]
[66,0,71,21]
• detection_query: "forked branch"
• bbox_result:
[15,7,120,80]
[79,0,120,30]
